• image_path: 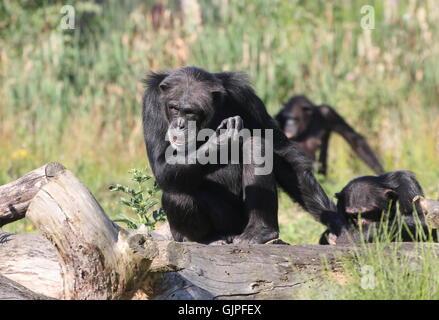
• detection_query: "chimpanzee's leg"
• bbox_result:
[195,173,248,244]
[162,191,214,243]
[233,137,279,244]
[318,132,330,175]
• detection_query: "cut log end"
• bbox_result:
[0,162,66,227]
[44,162,66,178]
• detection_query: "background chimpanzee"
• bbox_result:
[320,170,437,244]
[142,67,344,244]
[275,95,384,175]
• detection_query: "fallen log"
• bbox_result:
[0,231,62,298]
[0,163,438,300]
[2,231,437,300]
[1,217,352,299]
[0,274,52,300]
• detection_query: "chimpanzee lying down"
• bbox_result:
[142,66,344,244]
[320,170,438,244]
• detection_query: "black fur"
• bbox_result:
[142,67,342,244]
[321,170,437,244]
[275,95,384,175]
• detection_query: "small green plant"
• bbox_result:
[109,169,166,230]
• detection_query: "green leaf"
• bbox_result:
[110,168,166,231]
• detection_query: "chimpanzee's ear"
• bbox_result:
[142,71,169,91]
[384,189,398,200]
[334,192,341,199]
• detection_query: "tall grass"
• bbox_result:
[298,242,439,300]
[296,208,439,300]
[0,0,438,239]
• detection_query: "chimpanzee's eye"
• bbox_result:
[168,100,178,108]
[168,104,179,115]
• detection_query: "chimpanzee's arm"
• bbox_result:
[381,171,424,215]
[354,215,433,243]
[216,72,346,233]
[396,214,436,241]
[319,105,384,174]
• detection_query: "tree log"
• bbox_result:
[0,162,65,226]
[2,230,437,300]
[0,231,62,298]
[24,169,153,300]
[0,274,52,300]
[137,241,439,299]
[0,164,438,300]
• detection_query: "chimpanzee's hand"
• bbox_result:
[319,225,359,245]
[215,116,243,145]
[319,210,350,245]
[319,230,339,245]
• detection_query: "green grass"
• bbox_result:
[297,211,439,300]
[1,0,438,299]
[297,242,439,300]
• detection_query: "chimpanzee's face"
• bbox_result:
[158,69,223,150]
[279,98,314,139]
[335,177,397,223]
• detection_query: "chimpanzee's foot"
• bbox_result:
[202,235,234,245]
[207,239,229,245]
[265,238,289,245]
[232,228,279,245]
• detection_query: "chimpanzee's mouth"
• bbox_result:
[167,129,188,149]
[170,139,186,148]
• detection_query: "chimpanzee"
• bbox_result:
[142,67,344,244]
[320,171,437,244]
[275,95,384,175]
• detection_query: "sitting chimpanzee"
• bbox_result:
[142,67,344,245]
[275,95,384,175]
[320,171,437,244]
